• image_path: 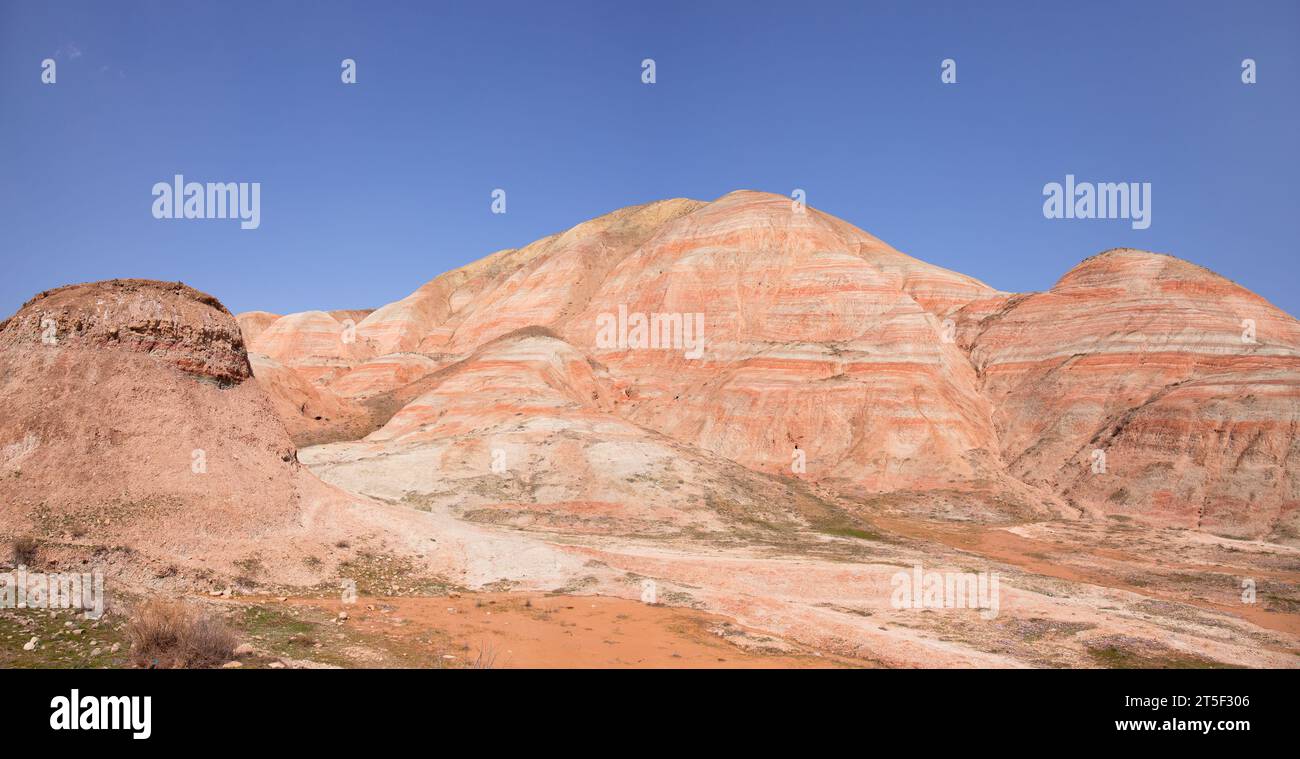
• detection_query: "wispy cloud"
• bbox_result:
[53,43,82,60]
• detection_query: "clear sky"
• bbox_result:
[2,0,1297,319]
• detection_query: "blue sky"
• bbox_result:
[2,0,1297,318]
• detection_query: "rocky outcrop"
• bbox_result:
[4,279,253,384]
[0,279,402,584]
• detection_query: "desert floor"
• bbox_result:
[6,511,1298,669]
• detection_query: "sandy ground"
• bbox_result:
[220,505,1300,668]
[275,593,858,668]
[8,508,1298,669]
[3,591,856,669]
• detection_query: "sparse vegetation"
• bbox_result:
[126,599,237,669]
[10,535,39,567]
[1084,636,1235,669]
[233,556,263,577]
[818,525,882,541]
[471,638,499,669]
[335,551,459,596]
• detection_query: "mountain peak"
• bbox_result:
[1054,247,1235,294]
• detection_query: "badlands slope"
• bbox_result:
[251,190,1299,544]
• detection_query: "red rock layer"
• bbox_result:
[304,329,854,537]
[328,353,445,399]
[964,249,1300,538]
[249,310,374,384]
[564,191,1004,492]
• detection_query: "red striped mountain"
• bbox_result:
[239,192,1300,542]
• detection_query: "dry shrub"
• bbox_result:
[10,535,39,567]
[472,638,499,669]
[127,599,237,669]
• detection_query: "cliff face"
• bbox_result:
[4,279,254,384]
[235,194,1300,542]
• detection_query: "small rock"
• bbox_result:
[90,648,102,656]
[221,661,243,669]
[268,661,285,669]
[109,643,121,653]
[22,637,38,651]
[233,643,256,656]
[337,611,348,620]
